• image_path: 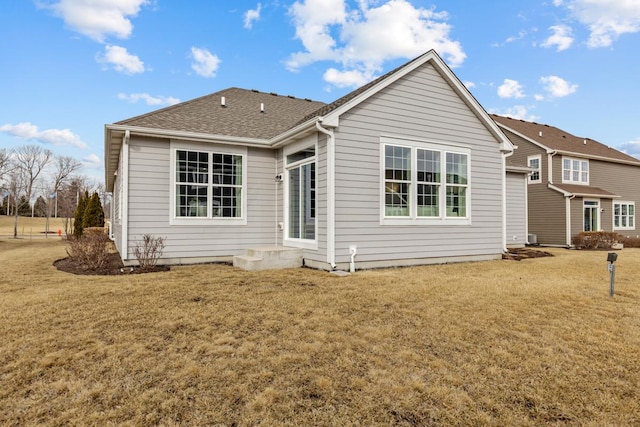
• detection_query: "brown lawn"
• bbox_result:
[0,237,639,426]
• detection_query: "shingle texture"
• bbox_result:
[116,88,327,139]
[492,114,639,164]
[553,183,619,197]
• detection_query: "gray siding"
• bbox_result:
[506,172,527,247]
[125,136,277,262]
[331,62,505,265]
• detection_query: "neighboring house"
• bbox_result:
[492,114,640,247]
[105,50,521,271]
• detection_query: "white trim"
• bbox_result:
[562,156,590,185]
[316,122,336,269]
[583,199,601,232]
[121,131,130,260]
[169,141,248,226]
[283,135,318,251]
[527,154,542,184]
[613,200,635,230]
[107,124,268,147]
[379,137,472,226]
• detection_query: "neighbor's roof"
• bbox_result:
[550,183,620,199]
[116,87,327,140]
[491,114,640,165]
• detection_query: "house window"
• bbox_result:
[174,149,243,220]
[562,157,589,184]
[614,202,635,230]
[286,144,316,244]
[527,154,541,184]
[382,139,470,223]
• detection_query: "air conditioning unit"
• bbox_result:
[528,233,537,245]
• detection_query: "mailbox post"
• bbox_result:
[607,252,617,297]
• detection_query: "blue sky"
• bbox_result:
[2,0,640,182]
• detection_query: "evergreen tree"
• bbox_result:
[82,191,104,229]
[73,191,88,238]
[34,196,47,217]
[17,195,31,216]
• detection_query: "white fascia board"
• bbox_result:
[495,122,554,154]
[269,119,318,148]
[552,149,640,167]
[105,124,270,147]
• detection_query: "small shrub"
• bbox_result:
[66,231,111,271]
[133,234,166,270]
[572,231,620,249]
[618,235,640,248]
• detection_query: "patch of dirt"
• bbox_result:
[503,247,554,261]
[54,252,170,275]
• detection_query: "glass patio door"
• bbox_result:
[584,200,599,231]
[286,146,316,242]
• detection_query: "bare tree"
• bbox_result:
[0,149,13,215]
[11,145,53,238]
[44,155,82,234]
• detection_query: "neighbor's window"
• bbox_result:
[562,157,588,184]
[614,202,635,230]
[175,149,243,219]
[528,154,541,184]
[383,141,469,221]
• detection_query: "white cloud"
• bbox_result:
[287,0,465,88]
[117,93,180,106]
[98,45,146,74]
[463,81,476,89]
[244,3,262,29]
[0,122,87,149]
[82,153,102,169]
[323,68,375,88]
[497,79,525,99]
[491,105,539,122]
[46,0,149,42]
[618,138,640,159]
[555,0,640,47]
[190,47,221,78]
[541,25,574,51]
[540,75,578,98]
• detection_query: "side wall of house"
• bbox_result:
[111,150,123,255]
[591,159,640,236]
[329,62,505,268]
[124,136,277,263]
[506,172,527,247]
[504,130,567,245]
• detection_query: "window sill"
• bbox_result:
[170,217,247,226]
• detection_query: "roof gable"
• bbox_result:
[492,114,640,165]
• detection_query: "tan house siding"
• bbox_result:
[528,184,566,245]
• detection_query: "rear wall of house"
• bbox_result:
[123,136,277,263]
[330,62,505,267]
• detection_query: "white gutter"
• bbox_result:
[121,130,130,260]
[106,124,269,147]
[315,120,337,270]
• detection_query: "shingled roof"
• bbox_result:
[491,114,640,165]
[116,87,327,140]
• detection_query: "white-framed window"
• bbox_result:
[527,154,541,184]
[562,156,589,184]
[613,201,635,230]
[381,137,470,225]
[170,143,247,226]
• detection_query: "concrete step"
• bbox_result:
[233,246,303,271]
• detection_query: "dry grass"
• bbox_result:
[1,239,639,426]
[0,216,67,239]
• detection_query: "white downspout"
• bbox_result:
[121,130,130,261]
[502,150,512,253]
[275,150,279,246]
[315,120,336,270]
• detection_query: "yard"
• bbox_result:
[1,232,639,425]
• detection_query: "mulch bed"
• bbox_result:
[54,252,170,275]
[503,247,554,261]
